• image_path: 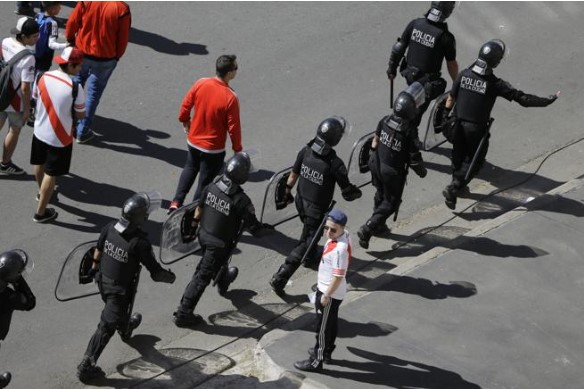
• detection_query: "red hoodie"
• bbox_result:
[179,77,242,153]
[66,1,131,60]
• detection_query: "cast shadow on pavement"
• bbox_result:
[238,228,299,257]
[349,272,477,300]
[369,226,548,260]
[320,347,481,389]
[130,27,209,56]
[248,169,276,183]
[91,116,186,169]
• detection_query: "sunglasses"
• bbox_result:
[323,225,337,234]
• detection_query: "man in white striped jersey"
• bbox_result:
[294,208,352,372]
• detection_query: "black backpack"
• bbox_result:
[0,49,33,111]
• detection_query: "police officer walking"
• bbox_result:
[269,117,362,295]
[173,152,272,327]
[0,249,36,389]
[441,39,559,210]
[387,1,459,134]
[77,191,176,382]
[357,83,428,249]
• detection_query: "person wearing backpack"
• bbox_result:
[30,47,85,223]
[0,17,38,175]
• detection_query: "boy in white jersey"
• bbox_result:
[30,47,85,223]
[295,208,352,372]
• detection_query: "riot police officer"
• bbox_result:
[0,249,36,389]
[441,39,559,210]
[77,191,176,382]
[173,152,272,327]
[357,83,428,249]
[387,1,459,133]
[269,116,362,295]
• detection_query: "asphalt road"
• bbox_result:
[0,2,582,388]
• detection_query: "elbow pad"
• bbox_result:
[388,39,407,73]
[515,91,557,107]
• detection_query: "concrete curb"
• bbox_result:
[251,177,584,388]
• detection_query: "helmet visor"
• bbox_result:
[242,148,260,173]
[332,115,352,137]
[404,82,426,108]
[144,191,162,214]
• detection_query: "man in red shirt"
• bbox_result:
[65,1,131,144]
[168,54,242,213]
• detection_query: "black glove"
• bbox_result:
[13,277,36,311]
[152,269,176,284]
[250,222,275,238]
[275,192,294,210]
[183,220,199,243]
[386,65,396,80]
[342,184,362,202]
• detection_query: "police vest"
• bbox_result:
[377,115,411,170]
[99,223,142,286]
[454,68,498,125]
[297,147,337,208]
[406,18,445,75]
[200,181,240,242]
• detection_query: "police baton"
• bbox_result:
[212,220,245,286]
[122,265,142,335]
[390,78,394,110]
[393,164,409,222]
[299,200,336,265]
[464,118,494,182]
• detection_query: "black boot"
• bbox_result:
[443,184,458,210]
[0,372,11,388]
[172,311,203,327]
[372,224,391,237]
[119,312,142,341]
[77,357,104,383]
[269,266,291,296]
[357,225,372,249]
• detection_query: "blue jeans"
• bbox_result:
[173,146,226,204]
[74,58,118,137]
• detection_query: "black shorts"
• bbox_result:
[30,134,72,176]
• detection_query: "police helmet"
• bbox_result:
[115,191,162,233]
[225,152,251,185]
[316,116,347,147]
[478,39,506,69]
[0,249,30,283]
[427,1,456,22]
[393,82,425,120]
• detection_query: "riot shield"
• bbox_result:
[259,166,299,227]
[346,131,375,189]
[159,201,202,265]
[54,241,100,302]
[422,92,450,151]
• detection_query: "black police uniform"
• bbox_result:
[448,67,556,191]
[286,142,352,267]
[361,115,422,240]
[81,221,169,367]
[0,277,35,342]
[398,16,456,127]
[175,176,263,319]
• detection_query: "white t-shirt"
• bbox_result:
[33,69,85,147]
[1,37,35,112]
[317,230,352,300]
